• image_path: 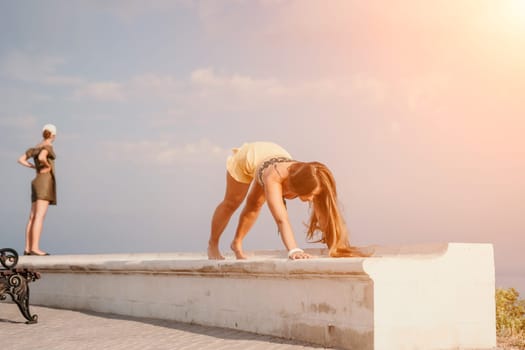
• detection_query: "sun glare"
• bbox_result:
[501,0,525,31]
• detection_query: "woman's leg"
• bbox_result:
[208,172,251,259]
[231,182,266,259]
[29,199,50,254]
[24,202,37,253]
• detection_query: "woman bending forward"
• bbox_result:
[208,141,362,260]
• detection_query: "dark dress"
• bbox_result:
[25,145,57,205]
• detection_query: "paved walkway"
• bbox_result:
[0,303,331,350]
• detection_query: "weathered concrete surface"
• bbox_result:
[17,243,497,350]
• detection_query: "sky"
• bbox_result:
[0,0,524,294]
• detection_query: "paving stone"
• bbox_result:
[0,303,330,350]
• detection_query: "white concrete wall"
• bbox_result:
[364,244,496,350]
[18,243,496,350]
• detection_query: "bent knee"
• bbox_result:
[244,197,265,212]
[221,197,245,212]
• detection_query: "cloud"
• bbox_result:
[74,68,389,131]
[101,138,229,166]
[128,74,183,100]
[0,50,84,86]
[1,47,388,108]
[0,50,124,102]
[193,1,357,44]
[402,73,451,113]
[0,115,39,160]
[155,138,227,164]
[1,48,387,118]
[190,68,285,97]
[0,115,38,129]
[189,68,386,104]
[73,82,127,102]
[95,0,193,22]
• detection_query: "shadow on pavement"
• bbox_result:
[77,308,329,348]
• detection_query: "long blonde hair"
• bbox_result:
[289,161,362,257]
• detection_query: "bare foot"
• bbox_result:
[230,242,247,260]
[207,244,225,260]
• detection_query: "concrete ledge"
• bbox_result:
[18,243,496,350]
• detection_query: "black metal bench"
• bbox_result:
[0,248,40,324]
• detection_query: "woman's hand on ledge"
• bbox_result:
[288,248,312,260]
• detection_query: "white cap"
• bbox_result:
[42,124,57,136]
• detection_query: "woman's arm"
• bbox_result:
[265,181,296,249]
[264,179,311,259]
[17,153,35,169]
[37,149,51,172]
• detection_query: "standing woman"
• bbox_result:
[17,124,57,256]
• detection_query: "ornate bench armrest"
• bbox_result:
[0,248,39,324]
